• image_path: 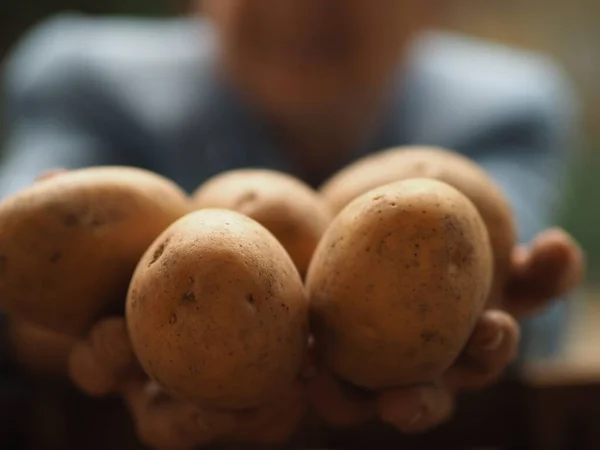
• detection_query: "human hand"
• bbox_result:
[384,227,584,432]
[305,227,584,434]
[68,316,307,450]
[6,318,76,377]
[305,309,519,432]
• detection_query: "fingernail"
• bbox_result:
[301,365,318,379]
[195,415,210,431]
[479,330,504,351]
[397,409,423,433]
[408,409,423,427]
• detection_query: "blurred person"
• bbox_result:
[0,0,584,447]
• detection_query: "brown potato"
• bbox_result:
[307,179,493,389]
[126,209,309,410]
[319,146,516,306]
[192,169,333,277]
[0,167,191,335]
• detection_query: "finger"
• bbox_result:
[125,381,235,450]
[70,317,143,397]
[510,244,530,269]
[446,310,519,391]
[377,311,519,433]
[133,399,208,449]
[138,408,228,450]
[306,370,377,427]
[6,319,76,376]
[233,379,306,444]
[505,228,584,316]
[377,382,454,433]
[89,316,139,375]
[530,229,584,294]
[35,168,68,182]
[68,340,119,396]
[376,385,428,431]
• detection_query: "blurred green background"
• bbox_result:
[1,0,599,282]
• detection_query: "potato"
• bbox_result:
[126,209,309,410]
[192,169,333,277]
[306,179,493,389]
[0,167,191,335]
[320,146,516,306]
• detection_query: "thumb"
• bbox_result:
[504,228,584,316]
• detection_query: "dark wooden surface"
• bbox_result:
[3,375,599,450]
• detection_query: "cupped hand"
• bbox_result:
[67,316,307,450]
[305,309,519,432]
[48,156,582,444]
[33,167,306,448]
[305,227,584,434]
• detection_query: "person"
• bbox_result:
[0,0,584,448]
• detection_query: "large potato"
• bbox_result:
[307,179,493,389]
[0,167,191,335]
[320,146,516,306]
[192,169,333,277]
[126,209,309,410]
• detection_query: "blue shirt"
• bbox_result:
[1,14,581,361]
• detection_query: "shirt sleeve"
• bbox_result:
[0,15,132,199]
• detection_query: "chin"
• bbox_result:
[250,74,349,115]
[264,93,336,114]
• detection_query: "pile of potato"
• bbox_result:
[0,146,519,441]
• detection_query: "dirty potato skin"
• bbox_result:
[126,209,309,410]
[307,179,493,390]
[320,146,516,307]
[0,167,191,335]
[192,169,333,277]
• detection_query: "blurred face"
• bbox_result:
[204,0,439,114]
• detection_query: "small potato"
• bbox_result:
[126,209,309,410]
[320,146,516,306]
[0,167,191,335]
[192,169,333,277]
[307,179,493,390]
